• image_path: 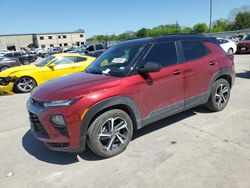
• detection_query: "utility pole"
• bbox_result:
[209,0,213,33]
[175,21,179,33]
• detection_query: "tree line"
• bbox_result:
[87,10,250,42]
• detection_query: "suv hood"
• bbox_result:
[31,72,121,101]
[0,65,37,77]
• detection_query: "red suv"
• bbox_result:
[27,35,235,157]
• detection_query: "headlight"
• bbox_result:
[44,98,81,107]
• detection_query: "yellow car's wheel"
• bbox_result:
[14,77,37,93]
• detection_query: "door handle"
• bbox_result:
[173,70,181,75]
[209,61,216,66]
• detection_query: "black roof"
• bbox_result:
[151,34,218,44]
[117,34,218,46]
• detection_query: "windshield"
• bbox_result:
[86,42,146,77]
[74,45,86,52]
[243,35,250,41]
[35,56,55,67]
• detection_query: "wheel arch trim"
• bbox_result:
[76,96,142,152]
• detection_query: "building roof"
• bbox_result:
[0,30,85,37]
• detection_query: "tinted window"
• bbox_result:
[48,36,53,39]
[53,56,76,66]
[14,52,21,56]
[96,44,104,50]
[76,57,87,62]
[87,46,94,51]
[143,42,177,68]
[5,53,13,57]
[63,35,67,38]
[40,36,44,40]
[218,39,228,44]
[243,35,250,41]
[181,41,207,62]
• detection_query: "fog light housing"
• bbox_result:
[51,115,69,137]
[51,115,66,127]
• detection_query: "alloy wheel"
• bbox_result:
[17,77,36,92]
[214,84,229,107]
[98,117,129,152]
[23,60,30,65]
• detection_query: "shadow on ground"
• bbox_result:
[22,130,103,165]
[236,70,250,79]
[22,106,210,164]
[132,106,209,139]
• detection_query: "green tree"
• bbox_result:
[192,23,209,33]
[233,12,250,30]
[136,28,148,38]
[181,27,193,33]
[212,19,233,32]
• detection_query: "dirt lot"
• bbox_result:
[0,55,250,188]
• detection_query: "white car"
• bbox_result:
[217,38,237,54]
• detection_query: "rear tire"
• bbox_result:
[205,78,231,112]
[22,59,30,65]
[87,109,133,158]
[227,48,234,54]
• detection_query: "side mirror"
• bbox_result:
[138,61,161,74]
[48,63,55,68]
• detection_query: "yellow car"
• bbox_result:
[0,53,95,94]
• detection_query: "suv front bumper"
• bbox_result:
[26,98,85,153]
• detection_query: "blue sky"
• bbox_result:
[0,0,249,37]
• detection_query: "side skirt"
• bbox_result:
[141,92,209,128]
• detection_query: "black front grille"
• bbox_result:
[29,112,49,138]
[0,77,9,86]
[48,143,69,148]
[53,125,69,137]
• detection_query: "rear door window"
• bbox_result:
[75,57,87,63]
[96,44,104,50]
[181,40,208,62]
[142,42,177,68]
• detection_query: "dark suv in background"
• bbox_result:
[27,35,235,158]
[3,51,37,65]
[84,43,106,57]
[0,57,21,72]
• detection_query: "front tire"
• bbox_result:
[205,78,231,112]
[14,77,37,93]
[87,109,133,158]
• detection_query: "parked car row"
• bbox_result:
[236,34,250,54]
[217,33,250,54]
[0,53,95,94]
[2,51,37,64]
